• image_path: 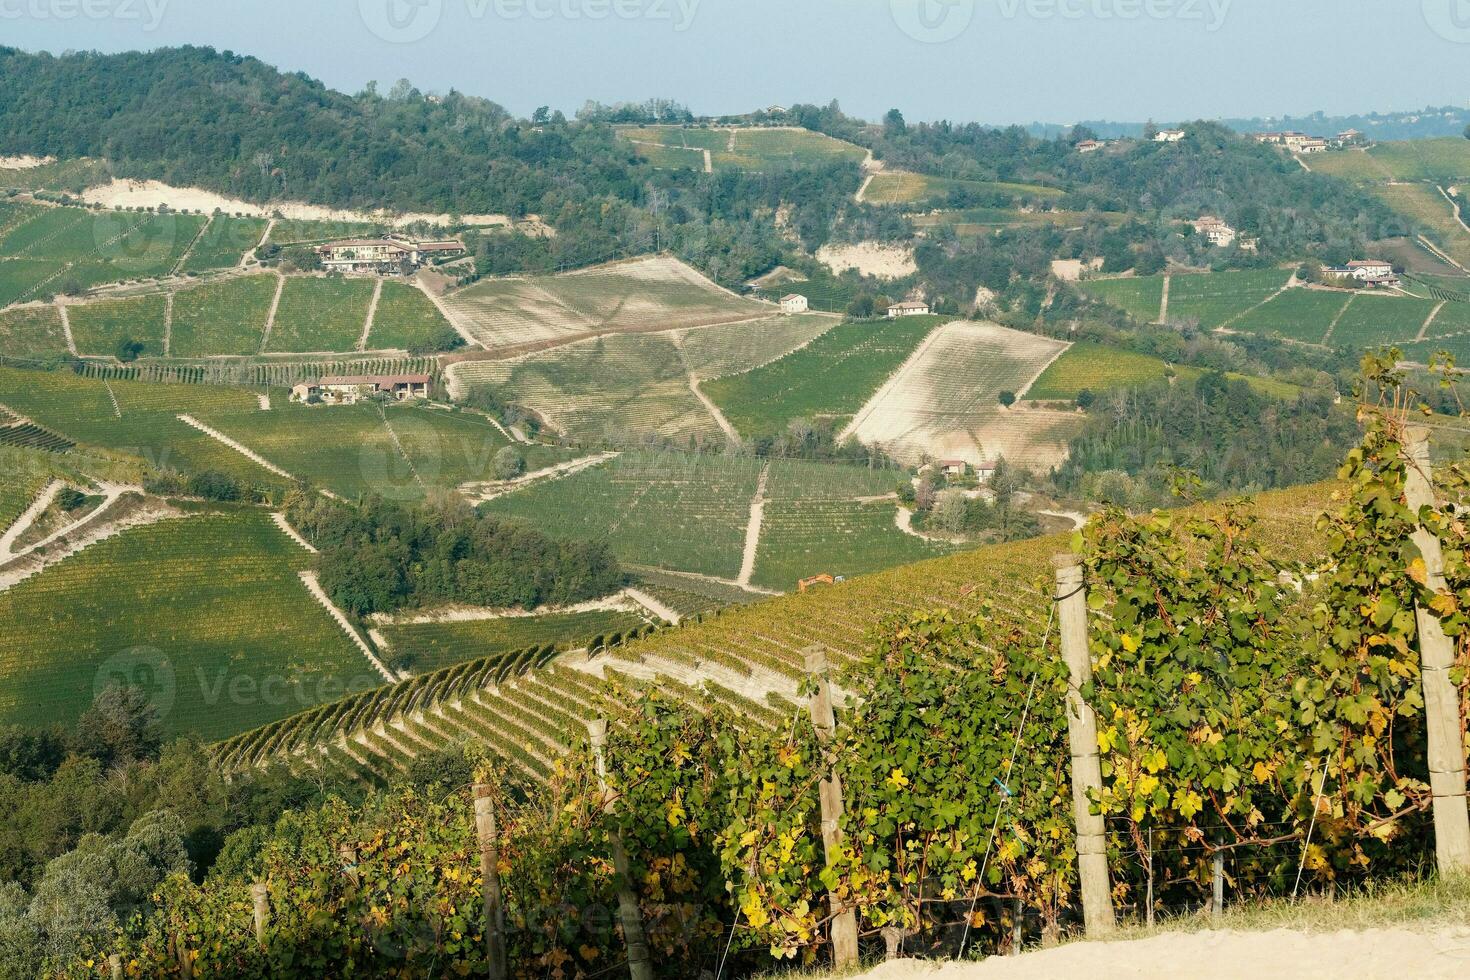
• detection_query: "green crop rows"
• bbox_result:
[1076,276,1164,322]
[1227,288,1353,343]
[1026,342,1174,400]
[180,215,269,272]
[267,276,375,353]
[0,304,66,359]
[268,219,380,245]
[703,315,938,437]
[0,510,372,740]
[1165,269,1292,329]
[1327,294,1439,348]
[169,274,276,356]
[367,281,454,351]
[68,293,168,357]
[381,609,649,674]
[862,171,1064,206]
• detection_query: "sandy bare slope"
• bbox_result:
[817,242,918,280]
[858,927,1470,980]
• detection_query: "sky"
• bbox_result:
[3,0,1470,124]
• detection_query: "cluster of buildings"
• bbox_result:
[289,374,433,405]
[316,236,465,275]
[1251,130,1365,154]
[1323,259,1401,289]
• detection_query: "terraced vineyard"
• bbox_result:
[222,480,1338,785]
[1327,293,1440,348]
[1308,139,1470,183]
[169,274,276,356]
[367,281,455,351]
[378,608,652,674]
[702,315,939,437]
[618,126,867,171]
[268,219,379,246]
[266,276,376,353]
[1372,183,1470,270]
[67,293,168,357]
[75,355,438,389]
[844,321,1076,469]
[862,171,1064,206]
[1026,342,1175,400]
[0,365,284,488]
[0,509,371,740]
[180,215,268,272]
[0,304,66,358]
[1076,276,1164,322]
[1227,288,1353,343]
[443,255,766,353]
[1165,268,1293,329]
[676,313,837,379]
[0,204,206,305]
[481,450,765,580]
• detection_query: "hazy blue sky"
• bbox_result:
[4,0,1469,123]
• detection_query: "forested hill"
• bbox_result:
[0,45,637,216]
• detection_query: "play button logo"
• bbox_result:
[361,0,443,44]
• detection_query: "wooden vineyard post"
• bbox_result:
[107,954,122,980]
[1403,427,1470,873]
[1053,555,1116,937]
[587,720,654,980]
[251,882,269,947]
[473,784,509,980]
[804,648,860,970]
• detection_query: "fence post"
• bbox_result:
[1403,426,1470,874]
[474,784,509,980]
[250,882,269,947]
[1053,554,1116,938]
[107,954,122,980]
[804,648,861,969]
[1211,851,1225,920]
[587,720,654,980]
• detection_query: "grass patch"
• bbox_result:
[1076,276,1164,322]
[1026,342,1173,400]
[1165,268,1293,329]
[180,215,268,272]
[863,171,1063,206]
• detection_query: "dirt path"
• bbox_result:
[1438,185,1470,235]
[162,293,173,355]
[1158,274,1172,323]
[0,491,180,593]
[1418,301,1448,341]
[625,587,682,625]
[176,413,336,494]
[259,273,286,353]
[703,148,713,174]
[737,464,771,588]
[172,212,212,275]
[0,480,62,557]
[416,276,481,349]
[1014,341,1074,401]
[1321,293,1356,346]
[1037,508,1088,529]
[102,380,121,418]
[56,302,77,355]
[298,570,399,683]
[856,925,1470,980]
[369,591,645,627]
[855,173,876,204]
[630,563,781,598]
[894,506,949,543]
[688,373,741,444]
[357,278,383,352]
[838,323,952,443]
[270,512,317,553]
[1419,235,1470,275]
[247,218,275,267]
[458,451,617,503]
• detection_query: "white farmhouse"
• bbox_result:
[887,301,931,318]
[1154,129,1186,143]
[316,237,464,274]
[780,293,809,314]
[1192,216,1237,248]
[291,373,433,405]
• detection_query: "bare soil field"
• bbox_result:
[816,242,918,280]
[441,255,767,353]
[844,321,1078,469]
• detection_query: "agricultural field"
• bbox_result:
[379,609,650,674]
[67,293,168,357]
[618,126,867,171]
[0,204,206,303]
[750,458,948,592]
[1165,268,1294,329]
[1308,140,1470,183]
[0,304,66,359]
[454,314,836,442]
[702,315,939,437]
[862,171,1064,206]
[1076,276,1165,322]
[1326,294,1440,348]
[443,255,767,352]
[0,158,111,193]
[844,321,1076,469]
[480,450,765,580]
[912,208,1127,235]
[266,275,376,353]
[1372,183,1470,270]
[0,510,373,740]
[1423,298,1470,338]
[1025,342,1175,400]
[367,281,456,351]
[268,218,380,245]
[0,365,284,488]
[752,268,861,313]
[1226,288,1354,344]
[199,402,566,500]
[179,214,269,272]
[168,274,276,356]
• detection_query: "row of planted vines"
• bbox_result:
[72,372,1470,978]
